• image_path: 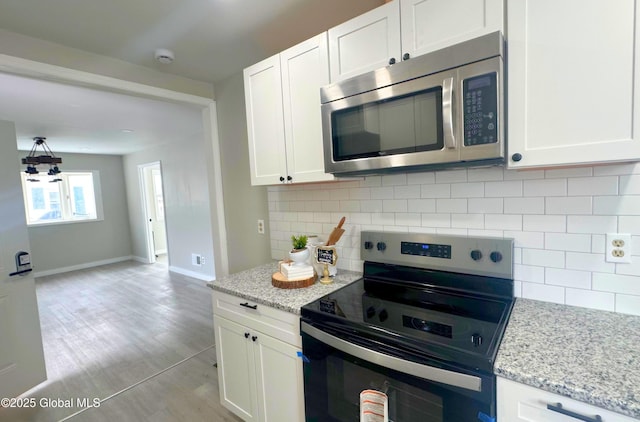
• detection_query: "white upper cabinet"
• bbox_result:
[328,0,503,82]
[401,0,503,59]
[328,1,401,82]
[244,33,333,185]
[507,0,640,168]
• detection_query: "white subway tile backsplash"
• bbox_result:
[468,198,503,214]
[451,182,484,198]
[567,215,617,234]
[485,214,522,231]
[545,197,592,215]
[565,288,615,311]
[593,195,640,215]
[436,198,467,213]
[522,249,565,268]
[524,179,567,197]
[620,175,640,194]
[523,215,566,232]
[371,186,394,200]
[408,199,436,213]
[268,163,640,314]
[407,172,435,185]
[615,294,640,316]
[485,180,522,197]
[435,169,467,183]
[566,252,615,273]
[545,167,593,178]
[545,233,591,252]
[382,173,407,186]
[545,268,591,289]
[468,167,504,181]
[451,214,484,229]
[514,264,545,283]
[568,176,618,196]
[593,272,640,295]
[394,185,421,199]
[619,216,640,234]
[383,200,407,213]
[504,231,545,249]
[522,282,565,304]
[505,197,544,214]
[421,184,451,198]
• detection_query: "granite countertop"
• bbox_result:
[207,262,361,314]
[496,298,640,419]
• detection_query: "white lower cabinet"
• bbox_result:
[213,291,304,422]
[497,377,639,422]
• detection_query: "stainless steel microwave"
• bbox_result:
[321,31,505,176]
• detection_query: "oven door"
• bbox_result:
[301,321,495,422]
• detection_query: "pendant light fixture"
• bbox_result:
[22,137,62,181]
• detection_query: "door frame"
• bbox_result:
[0,53,230,278]
[138,161,167,264]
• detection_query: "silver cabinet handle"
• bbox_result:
[301,322,481,392]
[442,77,456,150]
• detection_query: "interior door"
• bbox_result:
[0,120,47,398]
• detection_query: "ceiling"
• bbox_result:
[0,0,383,155]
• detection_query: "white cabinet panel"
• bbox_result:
[328,1,401,82]
[497,377,639,422]
[401,0,503,58]
[507,0,640,168]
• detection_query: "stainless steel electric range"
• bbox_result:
[300,231,514,422]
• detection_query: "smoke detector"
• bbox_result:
[154,48,174,64]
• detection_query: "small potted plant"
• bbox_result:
[289,234,309,266]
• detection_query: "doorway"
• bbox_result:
[139,162,168,264]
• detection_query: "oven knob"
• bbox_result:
[471,333,483,348]
[378,309,388,322]
[364,241,373,250]
[366,306,376,319]
[376,242,386,251]
[490,251,503,263]
[470,249,483,261]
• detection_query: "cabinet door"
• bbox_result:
[253,334,305,422]
[214,317,259,421]
[497,377,639,422]
[244,55,288,185]
[281,33,334,184]
[328,1,401,82]
[507,0,640,169]
[400,0,503,59]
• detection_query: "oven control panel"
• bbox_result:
[361,231,513,280]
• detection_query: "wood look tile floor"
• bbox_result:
[0,259,241,422]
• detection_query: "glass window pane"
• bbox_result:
[67,173,96,220]
[23,175,63,223]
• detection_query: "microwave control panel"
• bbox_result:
[463,72,498,146]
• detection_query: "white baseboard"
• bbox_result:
[155,249,167,255]
[33,256,133,278]
[132,255,150,264]
[169,265,214,282]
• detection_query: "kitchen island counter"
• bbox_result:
[207,261,361,315]
[496,298,640,419]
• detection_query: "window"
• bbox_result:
[20,171,102,225]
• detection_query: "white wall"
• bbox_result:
[123,133,216,280]
[268,163,640,316]
[24,152,132,274]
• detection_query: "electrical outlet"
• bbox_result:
[257,219,265,234]
[606,233,632,263]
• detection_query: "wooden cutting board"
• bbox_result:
[271,271,316,289]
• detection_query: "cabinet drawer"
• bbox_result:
[212,290,300,347]
[497,377,639,422]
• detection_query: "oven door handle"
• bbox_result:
[301,322,482,392]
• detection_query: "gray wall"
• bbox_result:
[123,132,216,279]
[25,152,132,273]
[214,73,271,273]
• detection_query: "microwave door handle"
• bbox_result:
[442,77,456,149]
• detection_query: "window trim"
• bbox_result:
[20,170,104,227]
